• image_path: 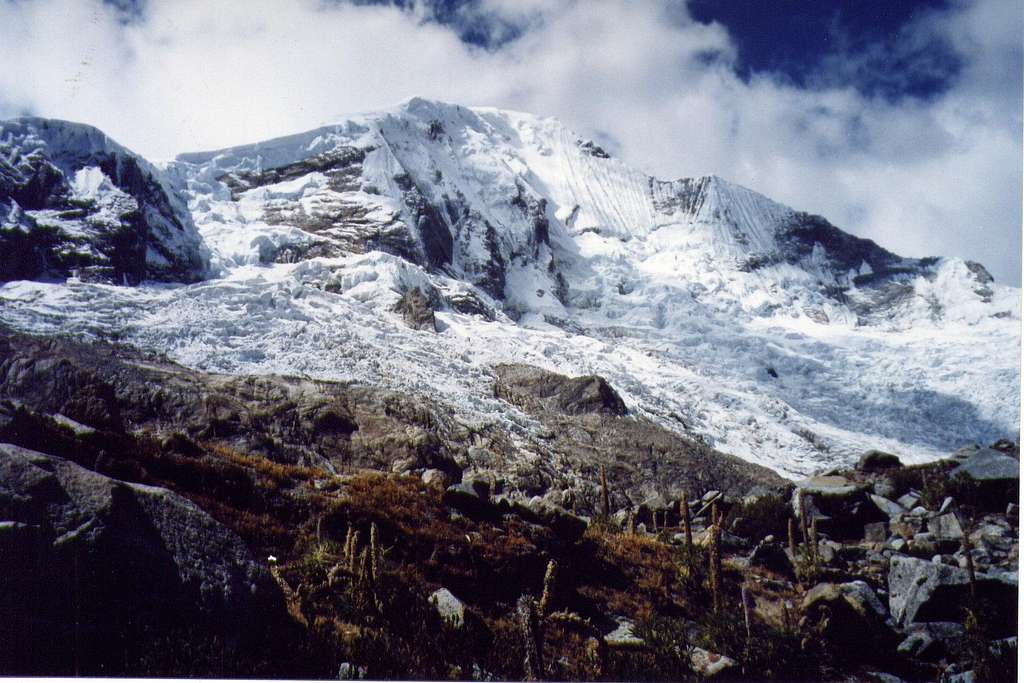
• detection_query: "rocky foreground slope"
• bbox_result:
[0,326,1017,679]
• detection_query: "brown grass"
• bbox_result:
[206,442,329,485]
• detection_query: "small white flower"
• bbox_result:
[267,554,278,564]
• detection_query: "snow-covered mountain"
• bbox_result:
[0,118,206,283]
[0,98,1018,477]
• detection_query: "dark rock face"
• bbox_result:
[650,176,711,216]
[494,363,628,417]
[770,212,996,323]
[399,175,455,270]
[577,139,610,159]
[392,287,439,332]
[445,289,497,320]
[0,118,205,284]
[0,443,287,675]
[778,213,906,282]
[218,146,368,199]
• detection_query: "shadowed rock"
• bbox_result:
[857,450,903,472]
[0,442,288,675]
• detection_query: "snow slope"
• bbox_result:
[0,99,1018,477]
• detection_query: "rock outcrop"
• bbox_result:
[0,326,781,519]
[494,363,628,417]
[0,443,288,675]
[888,555,1017,633]
[0,118,206,284]
[392,287,439,332]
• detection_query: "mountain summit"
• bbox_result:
[0,98,1018,476]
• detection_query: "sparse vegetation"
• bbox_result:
[0,330,1017,681]
[725,491,792,541]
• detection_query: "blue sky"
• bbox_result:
[361,0,968,102]
[1,0,1021,284]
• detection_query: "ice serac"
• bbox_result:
[0,98,1019,478]
[0,118,206,284]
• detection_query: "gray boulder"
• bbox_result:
[864,521,888,543]
[869,494,906,518]
[890,515,925,540]
[748,539,793,576]
[926,513,963,543]
[702,489,722,503]
[873,477,898,500]
[442,482,490,516]
[953,447,1019,482]
[338,662,369,680]
[896,622,965,661]
[0,443,285,674]
[605,618,644,649]
[897,492,921,509]
[461,472,494,498]
[421,468,449,489]
[866,673,908,683]
[801,581,897,658]
[695,527,747,550]
[525,500,588,544]
[968,519,1016,556]
[888,556,1017,633]
[611,508,631,529]
[428,588,466,628]
[688,646,737,678]
[802,581,891,625]
[792,475,885,538]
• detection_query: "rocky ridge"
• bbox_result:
[0,118,206,283]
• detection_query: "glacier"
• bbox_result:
[0,98,1018,478]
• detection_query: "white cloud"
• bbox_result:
[0,0,1019,283]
